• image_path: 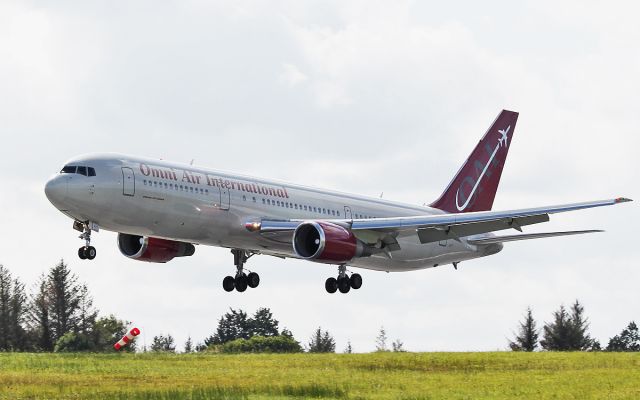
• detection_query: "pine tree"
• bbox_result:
[392,339,405,352]
[9,278,28,350]
[308,327,336,353]
[29,275,53,351]
[607,322,640,351]
[509,307,539,351]
[77,285,97,336]
[205,309,251,345]
[540,300,596,351]
[376,326,388,352]
[151,334,176,352]
[0,265,13,350]
[344,341,353,354]
[250,308,279,337]
[47,260,81,343]
[184,336,193,353]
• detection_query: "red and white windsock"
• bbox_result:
[114,327,141,351]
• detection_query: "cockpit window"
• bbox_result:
[60,165,96,176]
[61,165,77,174]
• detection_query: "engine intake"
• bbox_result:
[293,221,365,263]
[117,233,195,263]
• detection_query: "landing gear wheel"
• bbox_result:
[337,277,351,294]
[223,276,235,292]
[325,277,338,294]
[85,246,97,260]
[78,247,87,260]
[247,272,260,288]
[350,273,362,289]
[235,273,248,292]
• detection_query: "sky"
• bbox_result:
[0,0,638,352]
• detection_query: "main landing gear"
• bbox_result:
[74,221,96,261]
[325,265,362,294]
[223,249,260,293]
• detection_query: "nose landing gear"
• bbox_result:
[74,221,96,260]
[223,249,260,293]
[325,265,362,294]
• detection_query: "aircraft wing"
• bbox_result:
[250,198,631,246]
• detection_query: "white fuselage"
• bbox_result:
[45,154,499,272]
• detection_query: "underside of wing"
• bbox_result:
[467,230,603,245]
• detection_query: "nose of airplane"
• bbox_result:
[44,175,68,208]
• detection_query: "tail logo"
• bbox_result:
[455,126,510,211]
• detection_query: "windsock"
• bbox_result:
[114,327,141,351]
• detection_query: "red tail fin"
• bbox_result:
[430,110,519,213]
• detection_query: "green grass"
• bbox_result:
[0,352,638,399]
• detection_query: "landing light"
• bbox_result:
[245,222,261,232]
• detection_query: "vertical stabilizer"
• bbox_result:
[430,110,519,213]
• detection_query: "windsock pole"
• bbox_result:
[114,327,141,351]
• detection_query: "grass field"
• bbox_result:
[0,352,638,399]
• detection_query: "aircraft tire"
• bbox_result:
[247,272,260,288]
[235,274,248,292]
[78,247,87,260]
[325,277,338,294]
[86,246,97,260]
[337,277,351,294]
[350,273,362,289]
[223,276,235,292]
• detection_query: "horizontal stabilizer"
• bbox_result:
[467,230,603,245]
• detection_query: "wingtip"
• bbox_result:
[615,197,633,204]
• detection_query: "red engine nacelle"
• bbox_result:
[293,221,364,263]
[117,233,195,263]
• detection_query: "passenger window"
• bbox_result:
[262,199,266,204]
[253,197,256,202]
[332,210,336,216]
[164,183,168,188]
[243,195,247,201]
[88,167,96,176]
[337,211,340,217]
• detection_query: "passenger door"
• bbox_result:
[122,167,135,196]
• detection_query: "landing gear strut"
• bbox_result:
[325,265,362,294]
[223,249,260,293]
[75,221,96,261]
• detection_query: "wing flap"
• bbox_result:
[467,230,603,245]
[416,214,549,244]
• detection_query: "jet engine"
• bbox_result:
[117,233,195,263]
[293,221,367,263]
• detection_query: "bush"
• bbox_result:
[220,335,302,353]
[54,332,93,352]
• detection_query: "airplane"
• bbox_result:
[44,110,631,294]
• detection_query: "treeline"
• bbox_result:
[2,262,637,353]
[509,301,639,352]
[0,262,134,352]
